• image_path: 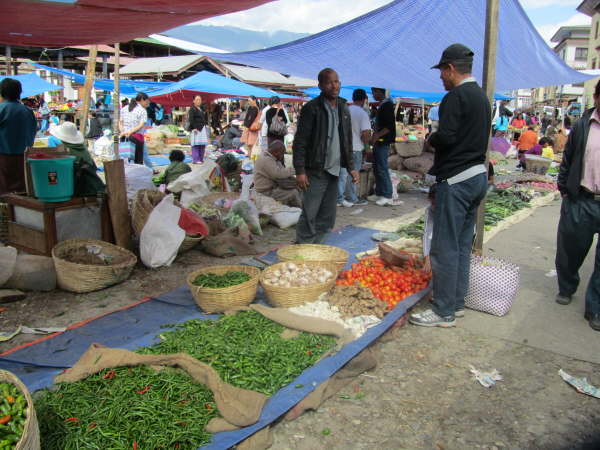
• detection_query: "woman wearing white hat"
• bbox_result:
[49,121,105,197]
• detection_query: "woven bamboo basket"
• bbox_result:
[186,265,260,313]
[52,239,137,293]
[0,370,40,450]
[277,244,349,273]
[179,235,204,253]
[200,192,240,211]
[260,261,338,308]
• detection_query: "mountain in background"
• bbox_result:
[162,25,309,53]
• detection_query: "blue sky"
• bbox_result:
[198,0,591,46]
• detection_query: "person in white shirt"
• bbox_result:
[338,89,371,207]
[119,92,149,165]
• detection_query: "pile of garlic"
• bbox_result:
[262,262,335,288]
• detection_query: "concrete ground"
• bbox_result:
[272,197,600,450]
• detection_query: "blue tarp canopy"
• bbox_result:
[0,73,63,99]
[196,0,594,92]
[147,70,304,106]
[29,63,169,97]
[303,86,511,103]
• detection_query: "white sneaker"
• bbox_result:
[367,195,380,202]
[376,197,393,206]
[338,200,354,207]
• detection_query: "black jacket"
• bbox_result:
[558,108,594,200]
[428,81,491,181]
[293,95,353,175]
[375,99,396,144]
[188,106,206,131]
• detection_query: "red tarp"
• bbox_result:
[2,1,274,47]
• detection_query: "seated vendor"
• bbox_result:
[220,120,242,150]
[153,149,191,187]
[254,140,301,208]
[49,122,105,197]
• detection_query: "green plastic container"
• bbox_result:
[28,154,76,202]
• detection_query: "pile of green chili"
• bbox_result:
[35,311,337,447]
[0,383,27,447]
[141,311,337,395]
[36,366,218,450]
[192,271,250,288]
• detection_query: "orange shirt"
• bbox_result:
[518,130,538,150]
[511,118,526,129]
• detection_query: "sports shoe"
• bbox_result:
[409,309,456,328]
[455,308,465,318]
[354,199,369,206]
[337,200,354,207]
[376,197,393,206]
[584,311,600,331]
[555,293,572,305]
[367,195,380,202]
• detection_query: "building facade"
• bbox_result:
[578,0,600,108]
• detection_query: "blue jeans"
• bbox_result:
[372,143,392,199]
[337,151,363,203]
[430,173,487,317]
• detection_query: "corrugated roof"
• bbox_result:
[285,75,317,87]
[120,55,203,75]
[222,63,292,84]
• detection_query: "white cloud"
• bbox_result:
[536,13,592,44]
[520,0,580,8]
[197,0,391,33]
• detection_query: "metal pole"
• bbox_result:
[473,0,500,254]
[5,46,11,76]
[113,43,121,159]
[80,45,98,138]
[102,54,108,79]
[421,98,425,128]
[58,49,64,101]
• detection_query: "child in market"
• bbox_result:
[539,137,554,160]
[152,150,191,189]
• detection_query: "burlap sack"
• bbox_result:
[388,154,404,171]
[56,344,267,429]
[403,153,434,175]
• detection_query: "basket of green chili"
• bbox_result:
[0,370,40,449]
[186,265,260,313]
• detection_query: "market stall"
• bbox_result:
[0,225,432,449]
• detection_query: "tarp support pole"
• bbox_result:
[5,46,11,76]
[421,98,425,128]
[473,0,500,255]
[113,44,121,160]
[80,45,98,138]
[57,49,64,101]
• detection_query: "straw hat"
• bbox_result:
[50,121,84,144]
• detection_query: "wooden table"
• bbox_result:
[1,194,113,256]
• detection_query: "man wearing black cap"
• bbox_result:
[409,43,491,328]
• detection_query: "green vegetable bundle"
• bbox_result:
[192,271,250,288]
[397,217,425,238]
[0,383,27,447]
[36,366,218,450]
[140,311,337,395]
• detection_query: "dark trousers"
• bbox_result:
[0,154,25,195]
[430,173,488,317]
[296,170,338,244]
[191,145,206,163]
[129,135,144,165]
[372,143,392,198]
[556,195,600,315]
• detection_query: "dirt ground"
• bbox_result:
[3,189,600,450]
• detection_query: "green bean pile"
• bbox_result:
[0,383,27,447]
[192,271,250,288]
[141,311,337,395]
[36,366,219,450]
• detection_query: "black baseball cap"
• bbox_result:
[431,43,474,69]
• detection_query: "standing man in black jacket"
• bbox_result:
[555,80,600,331]
[410,43,491,328]
[293,68,358,244]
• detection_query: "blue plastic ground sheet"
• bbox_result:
[0,225,429,448]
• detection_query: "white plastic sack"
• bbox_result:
[140,194,185,268]
[167,163,214,208]
[0,246,17,286]
[271,208,301,229]
[93,131,114,159]
[125,163,156,200]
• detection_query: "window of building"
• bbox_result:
[575,47,588,61]
[593,58,598,70]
